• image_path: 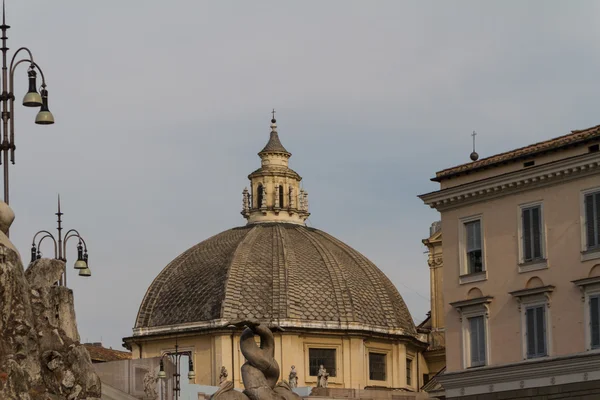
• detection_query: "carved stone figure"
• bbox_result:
[316,365,329,388]
[220,366,229,383]
[242,188,250,215]
[288,366,298,388]
[211,321,301,400]
[143,370,159,400]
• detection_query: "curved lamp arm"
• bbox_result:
[36,233,58,259]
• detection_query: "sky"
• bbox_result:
[5,1,600,351]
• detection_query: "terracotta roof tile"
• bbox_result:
[434,124,600,181]
[84,343,131,363]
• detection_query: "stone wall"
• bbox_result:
[457,380,600,400]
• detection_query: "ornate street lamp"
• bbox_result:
[30,196,90,287]
[0,1,55,235]
[158,338,195,400]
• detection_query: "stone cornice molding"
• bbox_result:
[449,296,493,310]
[572,276,600,288]
[419,152,600,211]
[438,351,600,397]
[509,285,555,299]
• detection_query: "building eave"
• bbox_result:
[419,152,600,211]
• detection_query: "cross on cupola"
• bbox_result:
[241,111,310,225]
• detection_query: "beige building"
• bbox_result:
[419,125,600,398]
[124,115,432,392]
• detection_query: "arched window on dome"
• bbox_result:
[257,184,264,208]
[279,185,284,208]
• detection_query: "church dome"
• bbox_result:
[133,113,417,339]
[134,223,417,337]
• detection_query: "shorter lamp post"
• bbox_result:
[30,196,90,286]
[158,338,195,400]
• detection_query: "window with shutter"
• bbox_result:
[465,220,483,273]
[591,295,600,349]
[521,205,543,262]
[526,305,547,358]
[468,316,486,367]
[585,192,600,250]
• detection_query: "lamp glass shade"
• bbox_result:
[23,91,43,107]
[158,369,167,379]
[78,267,91,277]
[74,259,87,270]
[35,110,54,125]
[188,370,196,380]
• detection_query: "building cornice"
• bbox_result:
[572,276,600,288]
[419,152,600,211]
[439,351,600,398]
[509,285,555,299]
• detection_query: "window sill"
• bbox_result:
[518,259,548,273]
[581,249,600,262]
[459,271,487,285]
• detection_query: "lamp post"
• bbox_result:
[0,1,55,226]
[158,338,195,400]
[30,195,90,287]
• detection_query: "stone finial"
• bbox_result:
[0,201,15,234]
[260,186,267,209]
[303,191,308,212]
[242,188,250,215]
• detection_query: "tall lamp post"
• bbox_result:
[30,196,90,287]
[0,1,55,226]
[158,338,195,400]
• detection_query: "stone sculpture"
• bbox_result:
[0,201,101,399]
[317,365,329,388]
[220,366,229,383]
[211,321,301,400]
[288,366,298,388]
[143,370,159,400]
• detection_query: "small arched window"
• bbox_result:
[279,185,284,207]
[257,184,264,208]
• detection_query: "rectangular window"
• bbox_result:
[585,191,600,250]
[526,306,547,358]
[522,205,543,262]
[406,358,412,386]
[468,315,486,367]
[591,295,600,349]
[368,353,386,381]
[465,220,483,273]
[309,349,336,377]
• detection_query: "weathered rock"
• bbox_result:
[0,202,101,399]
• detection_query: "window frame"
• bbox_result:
[580,187,600,262]
[458,214,487,284]
[308,348,337,377]
[368,352,387,382]
[575,278,600,351]
[302,343,342,385]
[451,296,493,369]
[524,304,547,359]
[516,294,552,360]
[517,201,547,272]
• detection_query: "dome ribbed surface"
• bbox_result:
[135,224,416,336]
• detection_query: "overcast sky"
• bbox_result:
[6,1,600,350]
